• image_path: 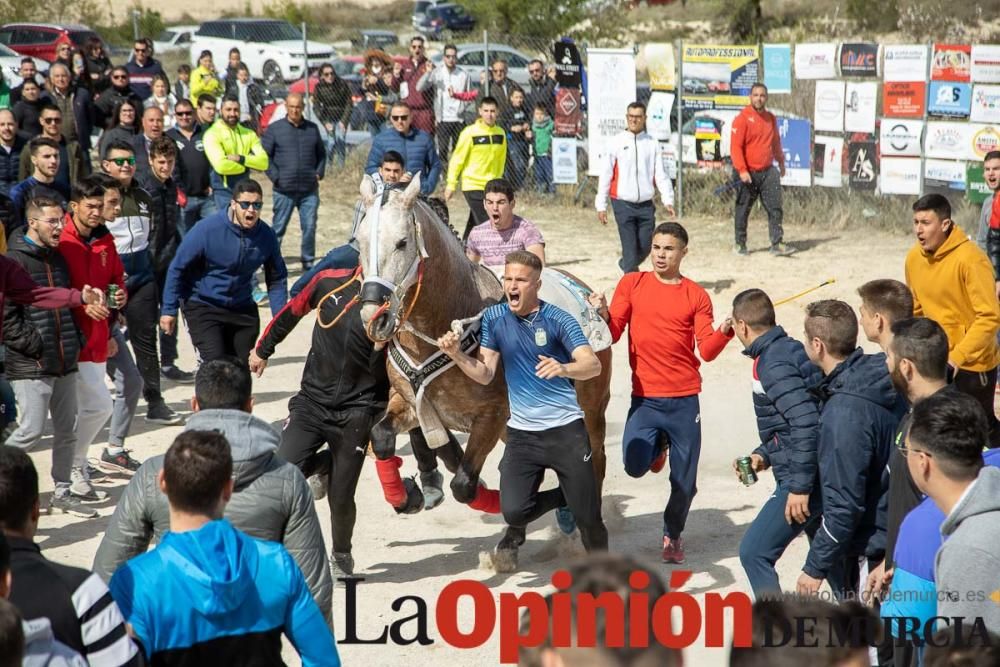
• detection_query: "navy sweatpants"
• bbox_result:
[622,395,701,539]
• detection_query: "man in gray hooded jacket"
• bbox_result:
[92,357,333,623]
[906,389,1000,631]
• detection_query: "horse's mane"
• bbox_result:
[383,188,471,271]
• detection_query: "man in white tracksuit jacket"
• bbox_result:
[594,101,675,273]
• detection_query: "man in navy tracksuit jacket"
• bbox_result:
[796,300,905,600]
[364,102,441,195]
[731,289,823,598]
[160,179,287,368]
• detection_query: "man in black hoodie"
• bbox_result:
[796,299,904,600]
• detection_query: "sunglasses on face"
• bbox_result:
[109,156,136,166]
[391,114,410,121]
[236,200,263,210]
[41,117,61,124]
[175,111,193,116]
[321,71,333,76]
[112,74,127,80]
[134,47,148,53]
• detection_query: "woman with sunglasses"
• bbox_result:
[98,100,139,160]
[313,63,352,167]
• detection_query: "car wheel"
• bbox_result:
[263,61,283,87]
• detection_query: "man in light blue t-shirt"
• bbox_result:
[437,250,608,562]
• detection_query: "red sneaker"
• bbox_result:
[662,537,685,564]
[649,448,667,474]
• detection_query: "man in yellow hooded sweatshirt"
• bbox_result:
[905,193,1000,446]
[204,95,269,211]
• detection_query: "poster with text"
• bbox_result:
[645,91,675,141]
[839,43,879,77]
[763,44,792,94]
[813,135,844,187]
[681,44,759,110]
[554,40,584,88]
[879,120,924,157]
[814,80,845,132]
[924,122,974,160]
[554,88,583,136]
[883,82,927,118]
[844,82,878,133]
[586,48,636,176]
[967,164,991,203]
[971,45,1000,83]
[968,124,1000,160]
[883,45,928,82]
[924,159,967,197]
[795,43,837,79]
[932,44,972,82]
[848,141,878,190]
[971,85,1000,124]
[643,43,676,91]
[552,137,578,185]
[880,157,922,195]
[778,118,811,186]
[928,81,973,118]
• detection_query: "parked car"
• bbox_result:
[414,4,476,39]
[153,25,198,54]
[0,23,104,63]
[0,42,48,85]
[258,96,370,149]
[351,30,398,51]
[412,0,443,30]
[190,19,335,86]
[430,43,534,85]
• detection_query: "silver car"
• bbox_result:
[431,43,536,86]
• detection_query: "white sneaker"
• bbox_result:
[69,467,105,502]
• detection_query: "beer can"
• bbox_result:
[737,456,757,486]
[106,284,118,306]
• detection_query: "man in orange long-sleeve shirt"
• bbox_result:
[591,222,734,564]
[731,83,792,256]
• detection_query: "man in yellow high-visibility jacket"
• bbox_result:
[204,95,269,211]
[445,96,506,240]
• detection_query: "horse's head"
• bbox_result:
[356,174,426,342]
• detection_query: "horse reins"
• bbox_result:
[316,266,363,329]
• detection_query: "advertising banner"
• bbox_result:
[643,43,676,91]
[932,44,972,82]
[554,40,584,88]
[681,44,760,110]
[924,158,967,197]
[763,44,792,94]
[968,123,1000,160]
[879,120,924,157]
[971,84,1000,124]
[883,45,928,82]
[883,82,927,118]
[813,135,844,187]
[778,118,811,187]
[924,121,974,160]
[968,164,991,203]
[551,137,578,184]
[645,91,675,141]
[839,43,879,77]
[814,80,845,133]
[971,45,1000,83]
[554,88,583,136]
[880,157,923,195]
[928,81,973,118]
[844,81,878,133]
[794,43,837,79]
[585,48,636,176]
[848,140,878,190]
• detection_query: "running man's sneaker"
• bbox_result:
[769,242,795,256]
[330,551,355,578]
[146,400,183,425]
[49,492,98,518]
[101,448,142,473]
[252,286,269,305]
[650,434,669,474]
[160,365,195,384]
[69,467,105,502]
[662,537,685,564]
[555,506,577,535]
[733,243,749,256]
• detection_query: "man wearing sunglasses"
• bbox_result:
[95,68,142,130]
[364,102,440,196]
[524,59,555,118]
[124,38,165,101]
[416,43,472,162]
[485,59,522,114]
[166,98,218,236]
[161,179,287,368]
[17,105,86,197]
[391,36,434,135]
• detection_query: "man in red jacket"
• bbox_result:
[730,83,792,257]
[58,176,128,504]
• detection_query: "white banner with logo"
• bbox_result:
[814,80,845,132]
[971,45,1000,83]
[844,81,878,133]
[971,84,1000,124]
[880,157,922,194]
[924,122,974,160]
[795,43,838,79]
[968,123,1000,160]
[552,137,578,184]
[883,45,929,82]
[645,91,675,141]
[586,48,637,177]
[925,158,967,187]
[879,120,924,156]
[813,135,844,188]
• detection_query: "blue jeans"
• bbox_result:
[325,124,346,167]
[622,395,701,539]
[739,481,822,599]
[272,190,320,267]
[534,155,554,193]
[291,244,360,297]
[505,142,529,190]
[610,198,656,273]
[209,170,250,211]
[179,195,218,237]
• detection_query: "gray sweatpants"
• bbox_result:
[106,328,143,447]
[7,374,78,488]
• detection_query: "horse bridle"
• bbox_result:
[359,184,429,343]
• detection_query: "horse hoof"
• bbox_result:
[420,470,445,510]
[492,548,518,573]
[450,470,478,504]
[393,478,424,515]
[555,506,577,535]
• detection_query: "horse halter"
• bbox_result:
[359,184,429,343]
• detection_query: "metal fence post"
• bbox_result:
[302,22,311,119]
[483,30,490,97]
[132,10,140,41]
[919,42,931,197]
[676,38,684,220]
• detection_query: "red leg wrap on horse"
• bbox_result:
[469,484,501,514]
[375,456,407,507]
